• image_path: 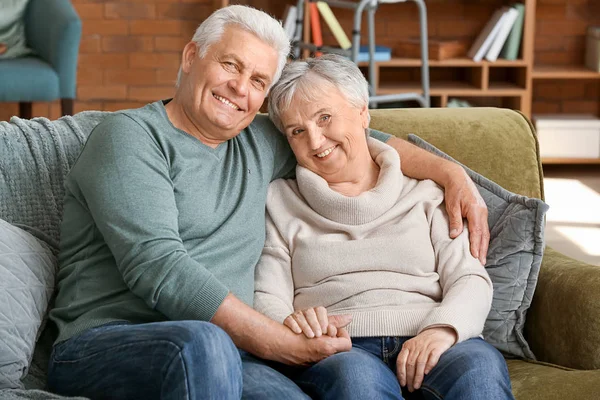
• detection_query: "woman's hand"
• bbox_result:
[396,327,457,392]
[284,307,352,338]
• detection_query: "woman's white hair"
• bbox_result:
[176,5,290,89]
[268,54,370,133]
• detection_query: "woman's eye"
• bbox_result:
[319,115,331,123]
[291,128,304,136]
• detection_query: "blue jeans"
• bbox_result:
[47,321,310,400]
[281,337,514,400]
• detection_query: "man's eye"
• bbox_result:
[223,62,237,71]
[252,78,265,89]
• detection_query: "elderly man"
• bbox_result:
[47,5,489,400]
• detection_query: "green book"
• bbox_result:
[499,3,525,60]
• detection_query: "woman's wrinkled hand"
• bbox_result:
[396,327,457,392]
[284,307,352,338]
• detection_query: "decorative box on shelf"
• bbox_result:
[394,39,467,61]
[533,114,600,159]
[586,26,600,72]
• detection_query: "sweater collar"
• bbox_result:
[296,138,403,225]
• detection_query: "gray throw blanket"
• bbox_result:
[0,112,110,400]
[0,112,109,253]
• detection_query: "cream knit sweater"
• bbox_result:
[254,138,493,343]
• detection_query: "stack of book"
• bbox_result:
[467,3,525,62]
[533,114,600,159]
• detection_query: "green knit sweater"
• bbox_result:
[49,100,391,344]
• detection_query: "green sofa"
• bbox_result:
[1,107,598,398]
[370,107,600,400]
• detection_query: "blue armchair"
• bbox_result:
[0,0,81,118]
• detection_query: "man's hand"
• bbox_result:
[274,324,352,366]
[212,294,353,367]
[443,165,489,265]
[284,306,352,338]
[396,327,457,392]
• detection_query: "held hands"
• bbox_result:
[275,307,353,366]
[443,167,490,265]
[284,306,352,338]
[396,327,457,392]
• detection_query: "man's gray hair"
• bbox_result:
[268,54,370,133]
[176,5,290,89]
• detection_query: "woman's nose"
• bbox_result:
[308,128,325,150]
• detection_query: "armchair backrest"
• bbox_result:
[369,107,544,200]
[24,0,81,98]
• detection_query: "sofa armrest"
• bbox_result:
[24,0,81,98]
[525,246,600,370]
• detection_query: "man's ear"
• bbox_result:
[181,42,198,74]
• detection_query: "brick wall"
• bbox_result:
[0,0,598,121]
[0,0,215,121]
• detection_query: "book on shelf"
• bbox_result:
[356,45,391,62]
[586,26,600,72]
[467,6,511,62]
[309,3,323,57]
[315,2,351,50]
[485,7,519,61]
[281,5,297,41]
[499,3,526,61]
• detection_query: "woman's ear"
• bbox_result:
[360,105,370,129]
[181,42,198,74]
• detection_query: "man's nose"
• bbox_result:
[228,74,249,95]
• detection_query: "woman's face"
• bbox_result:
[280,86,370,183]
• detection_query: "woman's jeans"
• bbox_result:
[282,336,514,400]
[47,321,310,400]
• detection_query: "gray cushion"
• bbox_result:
[0,219,56,389]
[0,0,33,59]
[408,134,549,360]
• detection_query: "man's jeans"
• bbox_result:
[283,336,515,400]
[47,321,310,400]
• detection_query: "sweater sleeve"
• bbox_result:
[418,201,493,343]
[69,114,229,322]
[253,198,296,323]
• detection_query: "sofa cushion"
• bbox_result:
[0,0,33,60]
[408,134,549,359]
[507,359,600,399]
[0,218,56,389]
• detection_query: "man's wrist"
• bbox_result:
[438,161,464,189]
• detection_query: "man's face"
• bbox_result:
[181,26,279,143]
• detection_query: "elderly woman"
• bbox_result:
[254,54,514,400]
